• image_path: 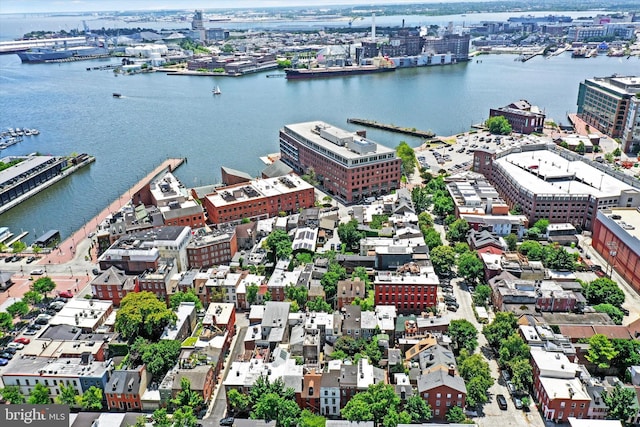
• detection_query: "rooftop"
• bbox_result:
[496,149,637,199]
[0,155,59,186]
[205,174,313,208]
[600,208,640,242]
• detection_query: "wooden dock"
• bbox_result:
[347,118,436,139]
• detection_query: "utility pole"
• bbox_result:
[606,241,618,278]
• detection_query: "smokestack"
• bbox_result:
[372,13,376,43]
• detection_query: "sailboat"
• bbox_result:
[212,85,221,95]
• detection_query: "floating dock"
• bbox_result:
[347,118,436,139]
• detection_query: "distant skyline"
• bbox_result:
[2,0,478,15]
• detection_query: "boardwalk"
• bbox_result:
[39,157,185,266]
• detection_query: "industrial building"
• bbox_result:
[0,155,66,208]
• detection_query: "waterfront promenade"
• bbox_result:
[39,157,185,265]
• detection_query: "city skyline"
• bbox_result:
[2,0,477,14]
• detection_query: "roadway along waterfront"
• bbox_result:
[0,52,639,240]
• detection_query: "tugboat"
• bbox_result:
[112,93,122,98]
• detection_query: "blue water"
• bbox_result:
[0,34,639,242]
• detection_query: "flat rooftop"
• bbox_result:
[0,155,58,185]
[496,150,637,198]
[206,174,313,208]
[283,121,396,161]
[603,208,640,241]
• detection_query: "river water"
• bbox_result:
[1,15,639,242]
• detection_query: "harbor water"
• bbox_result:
[0,44,639,242]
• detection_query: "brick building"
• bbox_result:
[279,121,401,203]
[186,227,238,269]
[203,174,315,224]
[137,258,177,304]
[106,366,149,412]
[336,278,366,310]
[374,268,439,314]
[90,267,139,306]
[417,367,467,419]
[489,100,546,134]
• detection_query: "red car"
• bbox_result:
[14,337,31,345]
[58,290,73,299]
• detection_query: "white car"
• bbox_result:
[7,342,24,350]
[30,269,44,275]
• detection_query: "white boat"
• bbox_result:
[212,85,221,95]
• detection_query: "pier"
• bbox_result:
[39,157,186,266]
[347,118,436,138]
[5,231,28,247]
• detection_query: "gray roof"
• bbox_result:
[221,166,252,181]
[106,369,141,395]
[262,301,290,328]
[92,266,137,291]
[418,344,457,371]
[417,369,467,394]
[174,365,212,392]
[321,370,341,388]
[262,159,293,178]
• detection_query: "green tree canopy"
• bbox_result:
[130,338,181,380]
[422,227,442,250]
[7,300,29,317]
[593,303,624,325]
[115,291,177,341]
[0,385,25,404]
[430,245,456,277]
[285,285,308,310]
[584,278,625,307]
[55,382,79,406]
[485,115,512,135]
[31,276,56,299]
[396,141,417,175]
[299,409,326,427]
[172,405,198,427]
[247,285,259,305]
[307,296,333,313]
[533,219,550,233]
[404,394,432,422]
[342,382,400,426]
[518,240,544,259]
[432,195,454,217]
[445,405,467,423]
[497,333,530,368]
[227,388,250,416]
[169,289,203,311]
[22,290,43,306]
[78,386,103,410]
[0,311,13,331]
[586,334,619,369]
[505,233,518,251]
[446,218,470,242]
[449,319,478,354]
[472,284,492,307]
[456,252,483,284]
[338,219,365,251]
[171,377,204,411]
[265,229,293,260]
[510,357,533,393]
[483,312,518,348]
[603,383,637,426]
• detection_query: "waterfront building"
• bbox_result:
[150,173,206,228]
[577,76,640,152]
[473,144,640,230]
[202,174,315,225]
[591,208,640,295]
[186,226,238,269]
[279,121,401,203]
[0,155,66,208]
[489,99,546,134]
[99,226,192,273]
[90,266,139,306]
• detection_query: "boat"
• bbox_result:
[212,86,221,95]
[113,93,122,98]
[16,45,109,63]
[285,64,396,80]
[30,129,39,135]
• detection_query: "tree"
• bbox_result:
[382,409,411,427]
[575,141,586,154]
[533,219,550,234]
[7,300,29,317]
[78,386,103,410]
[510,358,533,393]
[586,334,619,369]
[483,312,518,348]
[449,319,478,354]
[130,338,181,380]
[584,278,625,307]
[55,382,78,406]
[251,392,300,427]
[472,284,491,307]
[265,229,293,260]
[338,219,365,251]
[459,352,493,386]
[32,276,56,299]
[497,334,530,368]
[0,385,25,404]
[27,382,50,404]
[505,233,518,251]
[228,388,250,416]
[466,375,492,407]
[485,116,512,135]
[526,226,541,240]
[22,290,43,306]
[430,245,455,277]
[342,382,400,426]
[299,409,326,427]
[307,297,332,313]
[446,218,470,242]
[593,303,624,325]
[603,383,637,426]
[412,187,432,213]
[169,290,203,311]
[613,147,622,157]
[518,240,544,260]
[341,394,373,422]
[611,339,640,374]
[446,405,467,423]
[285,285,308,309]
[152,408,171,427]
[547,247,576,271]
[352,290,375,312]
[172,405,198,427]
[404,394,432,422]
[247,285,259,305]
[432,195,454,217]
[12,240,26,253]
[171,377,204,411]
[396,141,417,175]
[422,227,442,250]
[0,312,13,331]
[456,252,483,284]
[115,291,177,341]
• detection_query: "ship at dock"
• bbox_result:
[17,45,109,63]
[285,62,395,80]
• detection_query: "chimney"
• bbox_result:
[371,13,376,43]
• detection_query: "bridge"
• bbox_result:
[0,37,87,54]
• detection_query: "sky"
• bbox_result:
[1,0,479,14]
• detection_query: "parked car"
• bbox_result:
[27,323,42,330]
[30,269,44,275]
[2,347,16,354]
[506,381,516,395]
[26,256,36,264]
[220,418,234,426]
[34,314,51,325]
[446,301,459,309]
[497,394,508,410]
[23,329,38,336]
[7,342,24,350]
[446,304,458,312]
[0,352,13,360]
[0,358,9,366]
[14,337,30,345]
[58,290,73,299]
[513,397,523,409]
[444,295,456,303]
